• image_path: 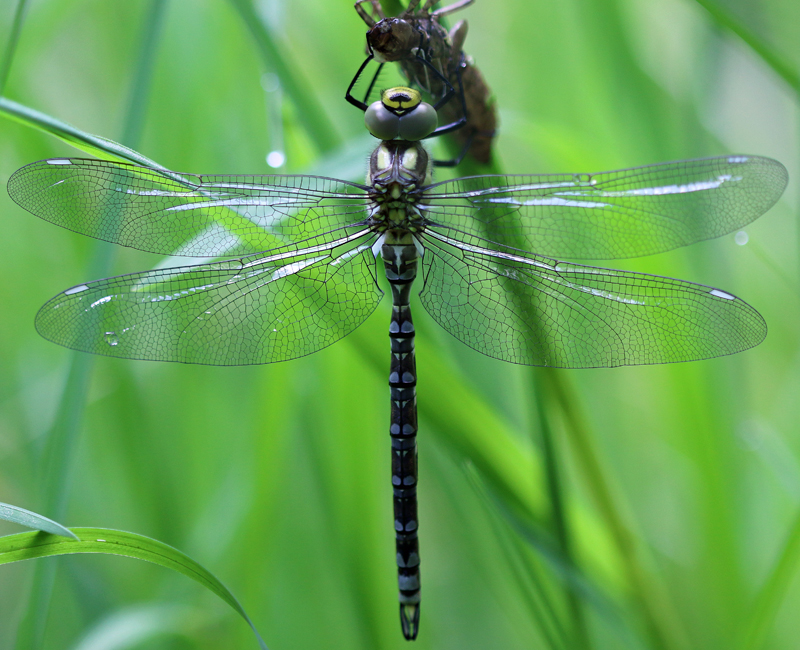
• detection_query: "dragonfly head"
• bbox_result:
[365,87,438,142]
[367,17,415,63]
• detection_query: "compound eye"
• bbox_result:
[398,102,438,141]
[365,101,400,140]
[382,86,421,112]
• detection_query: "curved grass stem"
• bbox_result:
[543,369,684,650]
[11,3,168,648]
[692,0,799,97]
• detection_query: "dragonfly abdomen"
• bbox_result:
[383,242,421,640]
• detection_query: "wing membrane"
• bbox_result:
[422,155,787,259]
[8,158,371,257]
[35,231,382,365]
[418,231,765,368]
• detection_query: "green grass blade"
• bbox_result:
[9,5,168,649]
[71,603,199,650]
[227,0,340,153]
[0,528,268,650]
[479,475,638,647]
[533,370,592,648]
[119,0,168,148]
[0,0,30,95]
[545,369,682,650]
[693,0,799,95]
[0,503,78,540]
[13,265,110,650]
[0,97,165,167]
[738,509,800,650]
[463,465,571,650]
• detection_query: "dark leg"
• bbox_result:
[363,62,385,107]
[355,0,382,26]
[345,53,375,111]
[425,54,468,137]
[432,0,474,18]
[432,129,475,168]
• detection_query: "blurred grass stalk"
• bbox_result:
[689,4,800,650]
[10,2,168,648]
[739,510,800,649]
[532,369,591,648]
[227,0,341,154]
[0,0,28,96]
[3,1,337,646]
[692,0,799,96]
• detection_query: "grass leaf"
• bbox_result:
[0,503,78,540]
[0,97,165,167]
[0,528,268,650]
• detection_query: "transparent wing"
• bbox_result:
[35,231,382,365]
[418,231,766,368]
[422,155,787,259]
[8,158,371,257]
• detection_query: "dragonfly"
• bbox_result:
[7,86,787,640]
[348,0,496,165]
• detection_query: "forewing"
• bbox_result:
[418,232,765,368]
[422,155,787,259]
[8,158,371,257]
[35,232,382,365]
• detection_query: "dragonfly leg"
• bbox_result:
[355,0,380,27]
[345,53,376,111]
[432,129,475,168]
[362,61,385,107]
[422,53,468,137]
[404,0,424,16]
[414,55,458,115]
[432,0,475,18]
[420,0,439,13]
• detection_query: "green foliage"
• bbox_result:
[0,0,797,648]
[0,502,78,539]
[0,525,267,649]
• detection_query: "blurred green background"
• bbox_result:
[0,0,797,648]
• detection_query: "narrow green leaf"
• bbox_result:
[738,509,800,650]
[10,7,173,649]
[0,0,30,95]
[0,503,78,540]
[545,370,683,650]
[119,0,169,148]
[0,97,165,168]
[72,603,199,650]
[227,0,340,153]
[532,370,591,648]
[693,0,799,95]
[0,528,268,650]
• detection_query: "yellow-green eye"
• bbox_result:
[366,87,438,141]
[365,101,400,140]
[382,87,421,112]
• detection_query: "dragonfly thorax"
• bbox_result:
[369,140,430,184]
[368,140,429,235]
